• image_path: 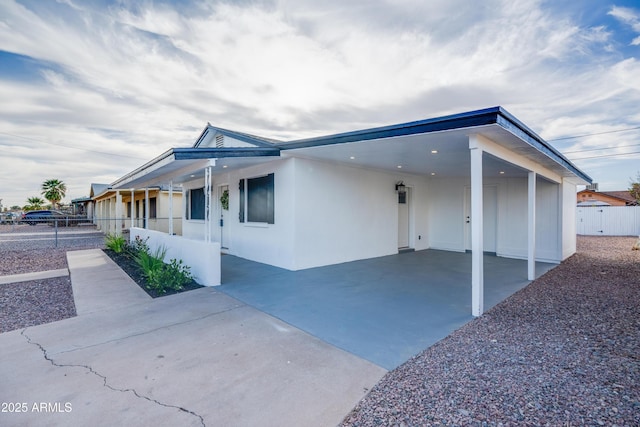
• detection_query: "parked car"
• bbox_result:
[21,210,64,225]
[0,212,19,223]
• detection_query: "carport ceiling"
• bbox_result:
[285,124,530,179]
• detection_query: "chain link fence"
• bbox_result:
[0,214,181,249]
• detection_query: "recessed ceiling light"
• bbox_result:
[431,150,438,154]
[499,171,505,174]
[349,156,355,160]
[223,165,228,168]
[397,165,402,169]
[431,172,436,176]
[190,175,195,178]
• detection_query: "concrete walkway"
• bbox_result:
[0,250,385,427]
[0,268,68,285]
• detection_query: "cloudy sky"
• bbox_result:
[1,0,639,208]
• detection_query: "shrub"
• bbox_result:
[147,259,193,293]
[105,233,127,253]
[127,235,149,257]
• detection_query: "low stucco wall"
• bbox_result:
[129,227,221,286]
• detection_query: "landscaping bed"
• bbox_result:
[103,248,203,298]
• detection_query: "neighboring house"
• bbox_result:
[109,106,591,316]
[576,189,638,206]
[93,185,182,235]
[71,196,91,216]
[69,183,109,219]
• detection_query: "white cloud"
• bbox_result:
[0,0,639,205]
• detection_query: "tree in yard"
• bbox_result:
[41,179,67,209]
[630,172,640,204]
[25,197,45,211]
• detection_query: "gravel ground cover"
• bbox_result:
[342,236,640,426]
[0,226,104,332]
[0,277,76,333]
[0,226,105,275]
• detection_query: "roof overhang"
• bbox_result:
[111,147,281,189]
[277,107,591,184]
[109,106,590,190]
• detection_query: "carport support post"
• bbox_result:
[130,189,135,229]
[168,181,174,235]
[115,190,122,236]
[469,135,484,317]
[204,166,212,243]
[144,188,149,229]
[528,171,536,280]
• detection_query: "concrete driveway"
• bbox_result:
[0,250,385,427]
[219,249,556,370]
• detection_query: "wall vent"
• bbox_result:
[215,134,224,148]
[586,183,598,191]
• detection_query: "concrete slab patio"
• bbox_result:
[0,250,385,427]
[219,249,556,370]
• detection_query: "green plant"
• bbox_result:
[24,196,45,211]
[105,233,127,253]
[220,189,229,211]
[135,245,167,279]
[41,178,67,209]
[127,235,149,256]
[147,259,193,293]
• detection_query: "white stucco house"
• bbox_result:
[110,106,591,316]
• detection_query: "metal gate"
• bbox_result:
[577,206,640,236]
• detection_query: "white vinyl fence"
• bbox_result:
[577,206,640,236]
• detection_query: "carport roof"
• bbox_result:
[110,106,591,189]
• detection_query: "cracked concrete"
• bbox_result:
[0,249,386,426]
[21,330,206,427]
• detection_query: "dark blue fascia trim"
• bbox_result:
[495,109,592,183]
[193,125,281,148]
[279,107,502,150]
[173,147,281,160]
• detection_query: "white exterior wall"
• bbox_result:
[130,227,220,286]
[535,178,560,262]
[427,176,563,263]
[181,159,296,269]
[229,159,296,269]
[290,157,429,270]
[561,180,577,259]
[428,178,467,251]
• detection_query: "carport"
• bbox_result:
[219,249,556,370]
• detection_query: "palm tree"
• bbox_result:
[41,179,67,209]
[25,196,45,211]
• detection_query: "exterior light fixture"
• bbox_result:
[396,181,406,193]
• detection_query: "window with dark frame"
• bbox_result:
[149,197,157,219]
[239,173,274,224]
[189,188,205,220]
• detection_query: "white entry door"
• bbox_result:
[398,188,410,249]
[219,185,229,249]
[464,185,497,252]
